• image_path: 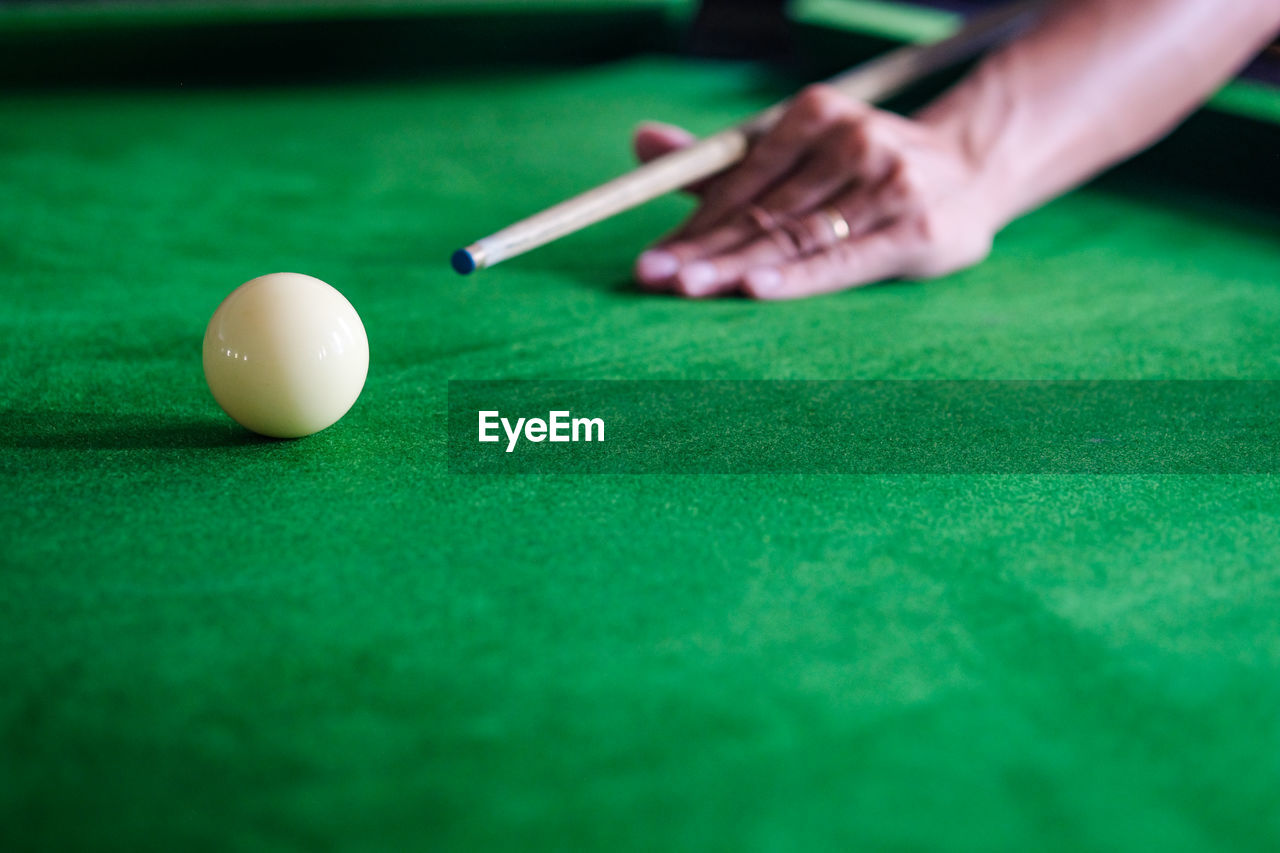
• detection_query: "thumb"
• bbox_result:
[633,122,712,196]
[633,121,696,164]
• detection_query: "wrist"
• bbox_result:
[916,100,1023,234]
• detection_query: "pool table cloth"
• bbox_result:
[3,2,1280,850]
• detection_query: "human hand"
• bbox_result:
[632,85,1002,300]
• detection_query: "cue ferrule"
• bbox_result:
[453,244,487,275]
[453,0,1046,275]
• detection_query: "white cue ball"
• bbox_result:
[203,272,369,438]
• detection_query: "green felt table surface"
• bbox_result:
[3,4,1280,851]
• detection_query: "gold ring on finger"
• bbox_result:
[821,206,851,243]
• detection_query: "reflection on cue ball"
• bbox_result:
[203,272,369,438]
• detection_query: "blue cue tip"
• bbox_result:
[451,249,477,275]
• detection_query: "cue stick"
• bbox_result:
[452,0,1046,275]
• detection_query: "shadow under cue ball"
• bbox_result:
[203,272,369,439]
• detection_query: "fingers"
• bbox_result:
[632,122,696,164]
[679,85,868,238]
[638,206,808,296]
[670,228,801,298]
[636,212,762,291]
[790,171,907,248]
[632,121,717,199]
[636,203,794,293]
[749,119,885,220]
[742,222,916,300]
[630,122,707,285]
[648,175,906,297]
[633,90,941,299]
[637,108,909,293]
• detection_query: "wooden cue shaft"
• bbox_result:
[453,0,1045,275]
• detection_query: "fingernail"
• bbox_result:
[678,261,718,295]
[745,267,783,296]
[636,250,679,282]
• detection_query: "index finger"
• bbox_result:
[741,222,917,300]
[677,86,872,238]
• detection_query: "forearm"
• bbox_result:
[918,0,1280,226]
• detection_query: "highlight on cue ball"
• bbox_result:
[202,272,369,439]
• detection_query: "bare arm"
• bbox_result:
[923,0,1280,226]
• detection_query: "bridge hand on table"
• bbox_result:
[631,85,1000,301]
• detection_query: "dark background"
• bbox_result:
[0,0,1276,84]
